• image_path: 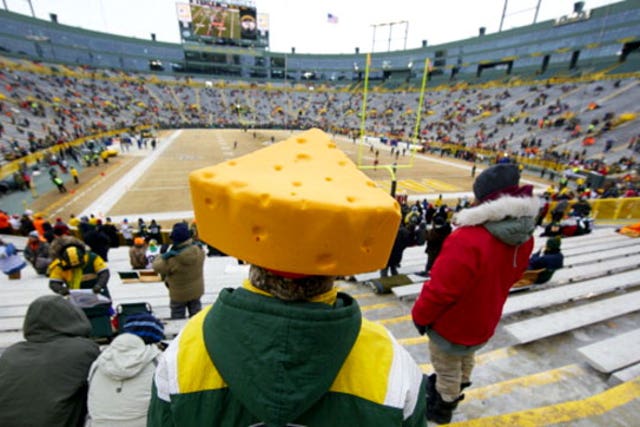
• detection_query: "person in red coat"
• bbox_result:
[411,163,538,424]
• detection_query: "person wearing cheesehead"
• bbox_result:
[411,163,538,424]
[148,129,427,426]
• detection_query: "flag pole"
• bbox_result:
[410,58,430,167]
[358,53,371,167]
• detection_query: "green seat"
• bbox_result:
[116,302,153,332]
[82,303,114,340]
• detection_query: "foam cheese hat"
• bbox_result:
[190,128,401,276]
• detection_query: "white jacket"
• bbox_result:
[86,333,161,427]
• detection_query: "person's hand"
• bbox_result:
[413,321,426,336]
[92,284,102,294]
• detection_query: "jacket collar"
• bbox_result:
[453,195,541,227]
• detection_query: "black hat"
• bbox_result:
[170,222,190,244]
[473,164,521,203]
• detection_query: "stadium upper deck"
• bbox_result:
[0,1,638,83]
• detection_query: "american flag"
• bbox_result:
[327,13,339,24]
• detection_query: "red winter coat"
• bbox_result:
[412,196,537,347]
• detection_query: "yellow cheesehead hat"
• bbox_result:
[189,128,401,276]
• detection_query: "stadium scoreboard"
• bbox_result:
[176,0,269,49]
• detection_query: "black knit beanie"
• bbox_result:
[473,163,520,203]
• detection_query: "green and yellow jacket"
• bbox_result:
[148,282,426,427]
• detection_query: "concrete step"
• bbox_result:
[504,290,640,344]
[577,328,640,374]
[503,269,640,316]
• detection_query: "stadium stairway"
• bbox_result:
[1,225,639,424]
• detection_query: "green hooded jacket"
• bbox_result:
[149,285,426,427]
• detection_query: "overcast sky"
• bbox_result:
[4,0,623,54]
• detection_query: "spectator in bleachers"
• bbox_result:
[419,216,453,277]
[129,237,148,270]
[49,224,84,260]
[0,238,26,279]
[152,223,205,319]
[570,196,592,218]
[23,231,52,275]
[136,218,147,239]
[101,217,120,249]
[527,236,564,285]
[86,313,164,427]
[48,244,111,299]
[147,219,162,243]
[0,295,100,427]
[412,164,537,424]
[83,220,111,262]
[0,209,11,234]
[68,213,80,228]
[120,218,133,246]
[380,218,415,278]
[148,137,427,425]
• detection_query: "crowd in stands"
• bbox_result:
[2,56,639,198]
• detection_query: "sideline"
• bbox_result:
[79,130,183,218]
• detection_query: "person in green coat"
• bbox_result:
[148,130,427,426]
[149,266,427,427]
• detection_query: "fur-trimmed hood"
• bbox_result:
[453,195,540,246]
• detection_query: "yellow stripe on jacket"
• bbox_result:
[174,306,395,406]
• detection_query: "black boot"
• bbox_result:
[425,374,468,407]
[426,389,464,424]
[425,374,465,424]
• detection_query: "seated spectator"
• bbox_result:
[23,230,52,275]
[48,245,112,299]
[86,313,165,426]
[0,295,100,427]
[0,238,26,279]
[129,237,148,270]
[0,209,11,234]
[570,196,592,218]
[540,211,563,237]
[145,239,161,268]
[527,237,564,284]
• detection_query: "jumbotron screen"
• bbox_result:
[176,1,268,48]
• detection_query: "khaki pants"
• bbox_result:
[429,340,475,402]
